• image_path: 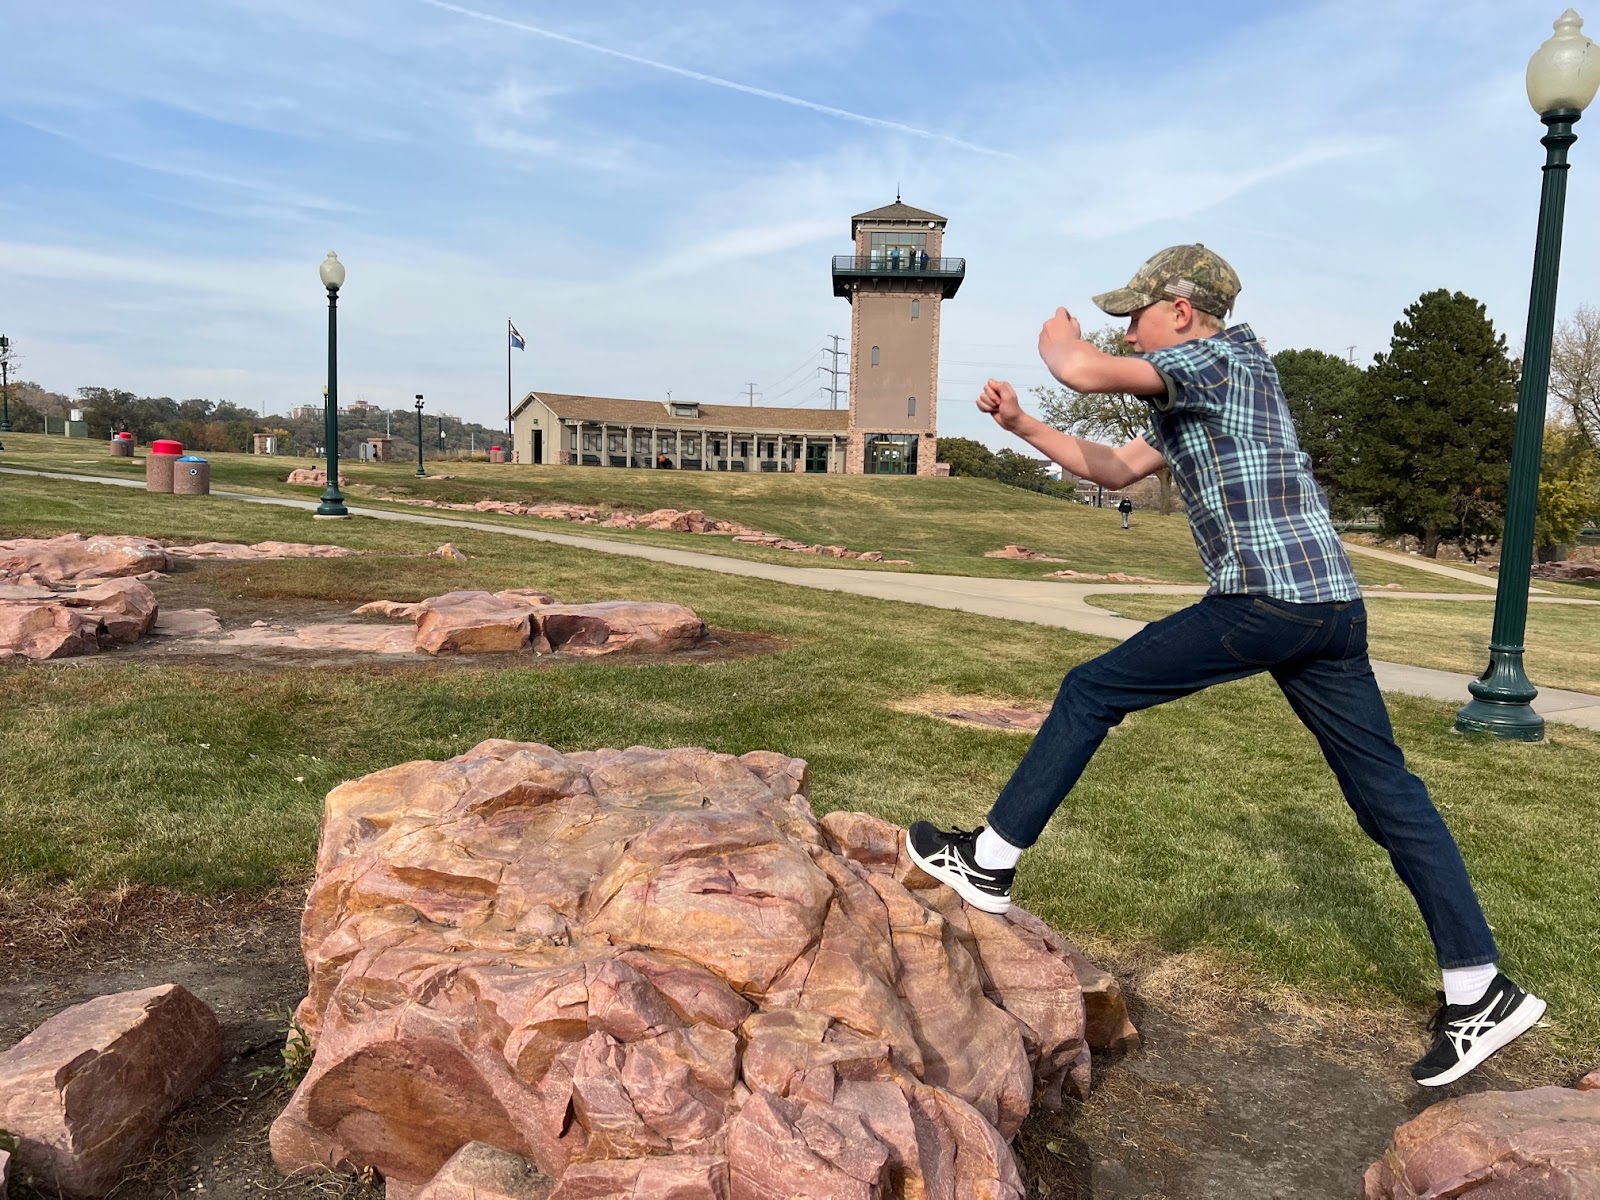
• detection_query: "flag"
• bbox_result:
[508,322,526,351]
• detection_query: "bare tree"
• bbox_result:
[1550,303,1600,449]
[1032,327,1176,512]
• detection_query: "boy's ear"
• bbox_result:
[1171,296,1195,330]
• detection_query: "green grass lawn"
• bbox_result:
[1087,592,1600,696]
[0,431,1501,593]
[3,471,1599,1072]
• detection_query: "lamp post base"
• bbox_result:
[313,511,351,520]
[316,487,349,519]
[1454,646,1544,740]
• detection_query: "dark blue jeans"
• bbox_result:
[988,594,1498,968]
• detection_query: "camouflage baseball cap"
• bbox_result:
[1093,244,1241,318]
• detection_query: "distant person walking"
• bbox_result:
[906,244,1545,1090]
[1118,496,1134,529]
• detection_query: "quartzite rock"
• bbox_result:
[61,578,159,643]
[0,984,223,1198]
[1362,1085,1600,1199]
[415,591,538,654]
[285,468,347,486]
[413,1142,554,1199]
[533,601,706,655]
[165,540,354,560]
[270,743,1124,1196]
[0,601,104,660]
[0,534,169,583]
[1579,1069,1600,1091]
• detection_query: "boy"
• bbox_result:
[907,245,1544,1086]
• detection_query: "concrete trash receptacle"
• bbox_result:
[110,433,134,457]
[489,445,506,464]
[174,455,211,496]
[146,439,184,493]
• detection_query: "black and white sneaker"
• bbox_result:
[1411,973,1546,1087]
[905,822,1015,914]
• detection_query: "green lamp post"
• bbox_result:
[1457,9,1600,740]
[0,336,12,433]
[414,395,426,477]
[316,252,350,519]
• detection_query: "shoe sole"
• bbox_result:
[904,839,1012,914]
[1414,993,1547,1087]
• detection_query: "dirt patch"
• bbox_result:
[0,888,1550,1200]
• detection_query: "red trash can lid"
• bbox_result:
[113,431,134,440]
[491,445,502,451]
[151,439,184,455]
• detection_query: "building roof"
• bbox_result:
[514,391,849,434]
[851,200,946,235]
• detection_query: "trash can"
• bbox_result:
[173,454,211,496]
[146,439,184,492]
[110,432,134,457]
[489,445,506,464]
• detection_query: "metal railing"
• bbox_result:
[831,255,965,276]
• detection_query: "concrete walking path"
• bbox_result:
[5,465,1598,731]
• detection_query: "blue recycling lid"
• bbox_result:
[177,454,208,462]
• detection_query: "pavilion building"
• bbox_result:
[509,198,962,475]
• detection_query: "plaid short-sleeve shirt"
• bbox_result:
[1139,325,1360,603]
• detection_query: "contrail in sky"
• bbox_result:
[417,0,1012,158]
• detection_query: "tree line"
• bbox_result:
[942,290,1600,560]
[1,383,508,459]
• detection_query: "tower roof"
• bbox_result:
[851,200,946,236]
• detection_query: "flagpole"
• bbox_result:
[506,319,513,457]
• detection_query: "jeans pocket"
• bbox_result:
[1339,614,1370,669]
[1221,598,1322,666]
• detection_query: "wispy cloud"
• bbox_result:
[415,0,1015,158]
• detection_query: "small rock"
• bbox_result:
[432,544,468,562]
[0,984,222,1199]
[1579,1068,1600,1091]
[151,609,223,638]
[415,1143,553,1199]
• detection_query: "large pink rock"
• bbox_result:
[415,591,537,654]
[61,578,159,642]
[0,984,223,1198]
[983,545,1067,562]
[270,744,1118,1195]
[0,601,104,660]
[286,468,347,486]
[0,534,168,582]
[1363,1085,1600,1198]
[533,601,706,656]
[1579,1069,1600,1091]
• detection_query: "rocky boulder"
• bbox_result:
[0,534,168,583]
[0,984,223,1198]
[0,601,106,660]
[271,742,1123,1196]
[1580,1069,1600,1091]
[411,1142,552,1199]
[1363,1084,1600,1198]
[286,468,347,486]
[61,578,160,642]
[533,601,706,656]
[415,590,539,654]
[984,545,1067,562]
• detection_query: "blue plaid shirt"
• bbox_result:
[1140,325,1360,603]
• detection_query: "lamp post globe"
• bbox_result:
[1456,8,1597,740]
[414,395,426,477]
[316,252,350,519]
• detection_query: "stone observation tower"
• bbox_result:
[832,199,964,475]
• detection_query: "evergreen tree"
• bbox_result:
[1270,348,1363,506]
[935,436,997,478]
[1338,290,1517,557]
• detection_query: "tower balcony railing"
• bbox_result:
[831,255,965,298]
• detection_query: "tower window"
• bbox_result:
[871,346,880,367]
[911,300,920,319]
[907,396,917,417]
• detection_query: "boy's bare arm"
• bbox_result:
[1037,306,1167,395]
[976,379,1166,489]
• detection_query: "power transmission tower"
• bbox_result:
[745,383,761,406]
[1346,345,1358,365]
[818,335,849,409]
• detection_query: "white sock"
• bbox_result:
[974,826,1023,870]
[1442,963,1499,1007]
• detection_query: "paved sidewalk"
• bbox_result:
[6,466,1598,731]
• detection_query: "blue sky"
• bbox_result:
[3,0,1596,447]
